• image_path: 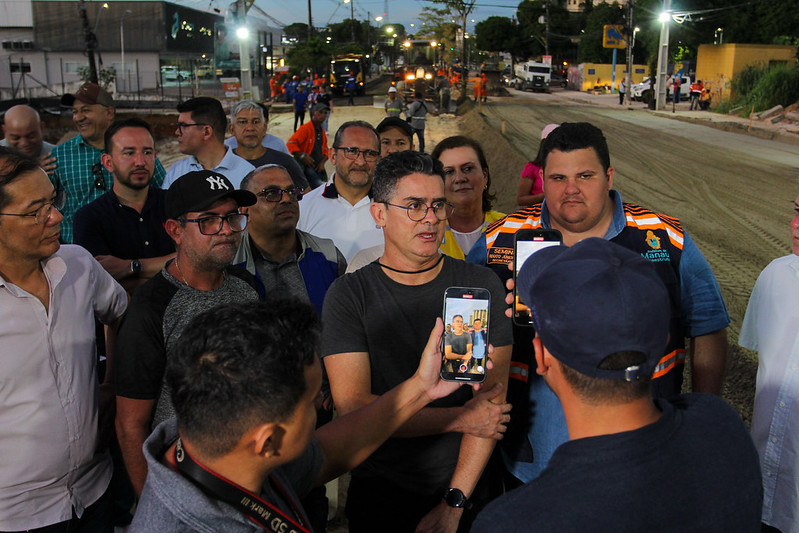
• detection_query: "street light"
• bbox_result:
[119,9,133,92]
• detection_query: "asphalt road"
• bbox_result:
[477,88,799,420]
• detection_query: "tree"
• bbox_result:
[286,37,331,74]
[283,22,310,43]
[430,0,477,100]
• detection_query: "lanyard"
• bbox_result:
[174,438,311,533]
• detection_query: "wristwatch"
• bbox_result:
[131,259,142,274]
[443,488,471,509]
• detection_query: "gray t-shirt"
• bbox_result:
[321,255,511,494]
[116,265,259,426]
[445,330,471,356]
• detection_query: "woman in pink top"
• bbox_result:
[515,123,559,206]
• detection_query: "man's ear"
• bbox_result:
[249,423,282,458]
[370,201,387,228]
[164,219,183,244]
[100,152,114,174]
[533,335,548,376]
[239,205,250,216]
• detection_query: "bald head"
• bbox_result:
[2,105,46,158]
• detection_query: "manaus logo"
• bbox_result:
[646,230,661,250]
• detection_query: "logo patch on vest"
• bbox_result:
[487,246,513,265]
[642,230,671,262]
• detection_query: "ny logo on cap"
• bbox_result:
[206,175,229,190]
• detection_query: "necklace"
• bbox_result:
[377,253,444,275]
[173,258,226,289]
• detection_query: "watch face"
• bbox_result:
[445,488,467,508]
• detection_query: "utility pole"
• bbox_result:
[655,0,671,111]
[545,0,550,57]
[350,0,356,42]
[308,0,313,40]
[78,0,99,83]
[624,0,634,106]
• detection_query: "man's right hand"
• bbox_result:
[40,153,57,176]
[452,383,510,439]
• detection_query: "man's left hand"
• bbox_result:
[95,255,134,280]
[416,501,463,533]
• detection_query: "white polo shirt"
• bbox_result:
[161,146,255,190]
[297,179,384,262]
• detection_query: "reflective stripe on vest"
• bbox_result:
[652,349,686,379]
[509,361,529,382]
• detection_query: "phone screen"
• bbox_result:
[514,231,562,326]
[441,287,490,383]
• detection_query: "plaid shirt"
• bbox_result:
[50,135,166,243]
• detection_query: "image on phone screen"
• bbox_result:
[441,288,490,383]
[514,237,561,325]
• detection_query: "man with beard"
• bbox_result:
[74,119,175,294]
[297,120,384,262]
[52,83,167,243]
[234,164,346,316]
[114,170,259,497]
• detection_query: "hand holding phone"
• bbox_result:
[440,287,491,383]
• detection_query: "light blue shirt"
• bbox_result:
[472,330,486,360]
[740,254,799,533]
[162,146,255,190]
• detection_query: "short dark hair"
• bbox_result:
[541,122,611,173]
[372,151,445,204]
[558,351,651,404]
[333,120,379,150]
[104,117,153,154]
[166,299,320,457]
[0,147,41,211]
[176,97,227,143]
[431,136,496,212]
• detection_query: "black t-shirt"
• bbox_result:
[316,93,332,107]
[473,394,763,532]
[321,256,512,495]
[310,124,324,164]
[241,148,309,190]
[73,186,174,259]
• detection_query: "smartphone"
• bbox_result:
[513,229,563,326]
[440,287,491,383]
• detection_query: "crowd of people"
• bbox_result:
[0,80,793,533]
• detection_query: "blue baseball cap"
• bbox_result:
[516,238,671,382]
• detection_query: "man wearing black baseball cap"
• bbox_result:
[114,170,260,498]
[473,238,762,532]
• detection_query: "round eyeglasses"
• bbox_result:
[178,213,249,235]
[0,189,65,225]
[383,200,455,222]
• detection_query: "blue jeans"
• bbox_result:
[304,166,327,189]
[503,373,569,482]
[414,128,425,153]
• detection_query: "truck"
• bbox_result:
[513,61,551,92]
[329,54,365,97]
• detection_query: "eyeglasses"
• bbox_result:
[256,187,303,203]
[92,162,106,190]
[175,122,209,134]
[178,213,249,235]
[0,189,66,225]
[384,200,455,222]
[333,146,380,162]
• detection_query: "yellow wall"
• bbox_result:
[574,63,649,92]
[696,43,797,101]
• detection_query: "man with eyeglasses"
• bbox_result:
[225,101,308,191]
[161,97,254,190]
[297,120,384,262]
[51,83,167,243]
[287,102,331,189]
[115,170,260,499]
[0,147,128,532]
[234,164,345,316]
[73,118,176,295]
[322,151,512,532]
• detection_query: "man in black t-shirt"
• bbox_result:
[322,151,513,532]
[115,170,259,499]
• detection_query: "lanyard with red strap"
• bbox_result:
[174,438,311,533]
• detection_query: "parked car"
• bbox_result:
[161,65,191,82]
[631,75,691,103]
